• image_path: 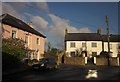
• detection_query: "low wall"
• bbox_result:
[109,57,119,66]
[64,57,85,66]
[96,57,108,66]
[95,57,119,66]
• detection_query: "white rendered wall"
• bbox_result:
[66,41,119,57]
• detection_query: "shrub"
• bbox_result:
[2,52,22,71]
[96,51,109,58]
[2,38,32,59]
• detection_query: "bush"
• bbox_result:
[96,51,109,58]
[2,38,32,59]
[2,52,22,71]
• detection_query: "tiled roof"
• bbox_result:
[65,33,120,42]
[1,13,46,38]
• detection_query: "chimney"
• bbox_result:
[28,22,33,28]
[65,28,68,36]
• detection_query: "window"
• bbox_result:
[36,38,39,45]
[12,30,16,38]
[110,44,112,49]
[82,42,86,47]
[118,45,120,49]
[25,36,28,43]
[92,42,97,47]
[70,42,76,48]
[92,52,97,57]
[118,45,120,54]
[25,35,29,46]
[70,51,76,57]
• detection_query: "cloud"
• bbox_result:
[1,2,92,49]
[2,3,22,19]
[48,14,92,49]
[2,2,49,20]
[36,2,49,13]
[31,16,48,31]
[78,27,92,33]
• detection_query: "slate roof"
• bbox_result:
[65,33,120,42]
[0,13,46,38]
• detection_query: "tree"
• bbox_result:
[47,42,52,55]
[2,38,31,59]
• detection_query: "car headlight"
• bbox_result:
[41,63,44,66]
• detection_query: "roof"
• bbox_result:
[0,13,46,38]
[65,33,120,42]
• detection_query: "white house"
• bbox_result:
[64,29,120,58]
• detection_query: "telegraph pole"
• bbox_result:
[106,16,110,66]
[64,28,68,51]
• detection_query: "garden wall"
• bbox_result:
[95,57,119,66]
[64,57,85,66]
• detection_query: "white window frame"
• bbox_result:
[25,35,29,46]
[82,42,86,47]
[92,42,97,47]
[70,51,76,57]
[12,30,17,38]
[70,42,76,48]
[36,38,40,45]
[110,44,112,49]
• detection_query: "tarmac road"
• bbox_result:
[2,64,120,80]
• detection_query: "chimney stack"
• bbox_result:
[65,28,68,35]
[28,22,33,28]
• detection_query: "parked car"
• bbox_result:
[32,58,57,71]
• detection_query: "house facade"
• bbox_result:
[1,13,46,60]
[65,29,120,58]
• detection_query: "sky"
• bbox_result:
[1,2,119,49]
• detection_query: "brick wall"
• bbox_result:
[64,57,85,66]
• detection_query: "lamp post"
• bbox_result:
[106,16,110,66]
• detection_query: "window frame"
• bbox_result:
[70,51,76,57]
[70,42,76,48]
[12,30,17,38]
[110,44,112,49]
[82,42,86,47]
[92,42,97,47]
[36,38,40,45]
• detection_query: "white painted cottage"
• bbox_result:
[64,29,120,58]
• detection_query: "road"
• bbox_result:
[2,64,120,80]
